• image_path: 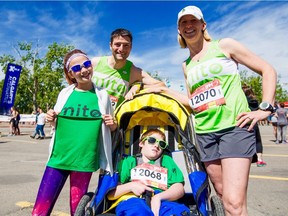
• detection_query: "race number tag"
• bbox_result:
[109,95,119,109]
[189,79,225,113]
[131,163,168,190]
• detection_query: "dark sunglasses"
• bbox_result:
[142,136,168,149]
[69,60,92,73]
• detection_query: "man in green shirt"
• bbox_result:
[92,28,165,109]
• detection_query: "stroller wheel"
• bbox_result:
[75,192,95,216]
[85,207,94,216]
[211,195,225,216]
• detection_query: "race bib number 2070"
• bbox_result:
[189,79,226,113]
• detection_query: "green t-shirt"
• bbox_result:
[47,89,102,172]
[92,56,132,109]
[186,40,250,133]
[118,155,184,191]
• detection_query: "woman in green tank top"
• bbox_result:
[150,5,277,216]
[175,5,276,216]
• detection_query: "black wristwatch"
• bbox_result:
[258,102,275,113]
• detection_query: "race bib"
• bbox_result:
[189,79,225,113]
[131,163,168,190]
[109,95,119,110]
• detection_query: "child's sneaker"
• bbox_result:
[256,161,267,167]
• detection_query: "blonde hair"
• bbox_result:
[140,129,166,142]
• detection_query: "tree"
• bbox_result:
[0,41,74,113]
[240,69,288,103]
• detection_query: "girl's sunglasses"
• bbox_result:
[142,136,168,149]
[69,60,92,73]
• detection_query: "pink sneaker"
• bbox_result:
[256,161,267,167]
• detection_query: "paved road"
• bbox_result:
[0,124,287,216]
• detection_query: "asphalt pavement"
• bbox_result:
[0,123,287,216]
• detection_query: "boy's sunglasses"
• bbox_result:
[142,136,168,149]
[69,60,92,73]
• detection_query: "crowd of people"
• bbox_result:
[4,4,284,216]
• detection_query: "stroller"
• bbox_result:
[75,92,225,216]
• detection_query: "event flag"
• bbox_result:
[0,63,22,115]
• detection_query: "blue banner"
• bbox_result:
[0,63,22,115]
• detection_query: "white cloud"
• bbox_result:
[209,2,288,85]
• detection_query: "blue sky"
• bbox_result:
[0,0,288,92]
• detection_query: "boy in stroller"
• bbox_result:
[107,128,190,216]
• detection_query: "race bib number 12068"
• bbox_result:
[131,163,168,190]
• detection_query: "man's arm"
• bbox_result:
[129,64,166,88]
[125,64,166,100]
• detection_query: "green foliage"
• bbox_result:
[240,69,288,103]
[275,83,288,103]
[0,41,74,113]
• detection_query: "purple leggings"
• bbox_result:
[32,166,92,216]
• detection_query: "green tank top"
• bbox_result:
[92,56,132,109]
[186,40,250,133]
[47,88,102,172]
